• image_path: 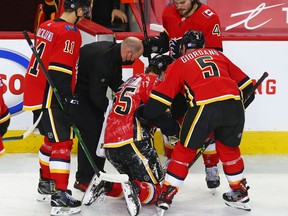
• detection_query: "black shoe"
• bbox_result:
[223,178,251,211]
[50,190,81,216]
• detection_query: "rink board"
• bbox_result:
[3,130,288,154]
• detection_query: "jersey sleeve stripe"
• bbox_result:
[150,91,172,106]
[238,76,253,91]
[0,111,10,123]
[48,62,73,75]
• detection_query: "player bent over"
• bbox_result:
[0,77,10,156]
[142,0,224,191]
[141,30,255,215]
[82,55,175,216]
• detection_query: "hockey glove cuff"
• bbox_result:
[63,94,79,127]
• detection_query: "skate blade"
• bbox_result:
[157,207,166,216]
[37,194,50,202]
[82,175,101,205]
[83,191,106,206]
[50,206,81,216]
[121,182,142,216]
[225,201,251,211]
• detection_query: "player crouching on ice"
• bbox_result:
[82,54,177,216]
[140,30,255,215]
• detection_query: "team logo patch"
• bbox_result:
[65,25,77,32]
[202,9,214,18]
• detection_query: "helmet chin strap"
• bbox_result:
[74,10,81,25]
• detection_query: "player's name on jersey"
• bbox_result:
[181,49,220,63]
[36,28,54,42]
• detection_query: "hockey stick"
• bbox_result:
[3,111,43,142]
[138,0,151,63]
[22,30,128,183]
[188,71,269,169]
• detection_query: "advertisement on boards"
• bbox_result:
[207,0,288,35]
[0,40,33,129]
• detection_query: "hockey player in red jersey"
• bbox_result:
[23,0,91,215]
[82,55,176,215]
[143,0,222,59]
[142,0,223,191]
[0,77,10,156]
[142,30,254,214]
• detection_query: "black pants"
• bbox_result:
[74,96,106,182]
[33,108,72,142]
[105,140,164,183]
[181,99,245,149]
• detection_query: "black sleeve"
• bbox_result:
[49,66,73,102]
[143,97,169,120]
[153,110,180,137]
[90,73,109,112]
[112,0,120,9]
[136,103,179,137]
[108,65,124,92]
[89,58,110,112]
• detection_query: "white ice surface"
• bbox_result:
[0,154,287,216]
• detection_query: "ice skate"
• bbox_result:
[205,166,220,194]
[223,178,251,211]
[82,178,112,206]
[37,178,72,202]
[155,184,178,216]
[37,178,56,202]
[50,190,81,216]
[121,181,142,216]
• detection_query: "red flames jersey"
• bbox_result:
[104,74,162,148]
[0,77,10,125]
[162,3,223,58]
[23,18,81,110]
[150,49,252,107]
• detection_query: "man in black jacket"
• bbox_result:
[91,0,128,31]
[73,37,143,191]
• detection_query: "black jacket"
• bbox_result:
[92,0,120,26]
[75,41,124,112]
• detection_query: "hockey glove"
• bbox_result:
[142,32,170,57]
[170,38,181,60]
[142,39,153,58]
[154,109,180,138]
[135,104,152,129]
[63,94,79,127]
